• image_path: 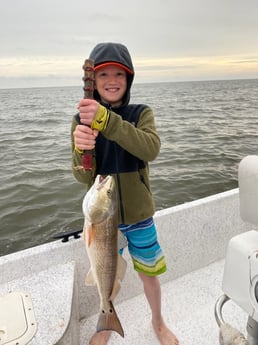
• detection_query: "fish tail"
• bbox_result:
[97,301,124,337]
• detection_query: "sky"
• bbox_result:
[1,0,258,88]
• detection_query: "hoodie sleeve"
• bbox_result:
[101,107,161,162]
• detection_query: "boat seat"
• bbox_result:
[0,262,78,345]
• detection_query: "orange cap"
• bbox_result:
[94,62,133,75]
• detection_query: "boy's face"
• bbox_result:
[95,65,127,107]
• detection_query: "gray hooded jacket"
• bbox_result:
[71,42,161,224]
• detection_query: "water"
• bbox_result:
[0,79,258,256]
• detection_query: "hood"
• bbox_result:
[89,42,135,106]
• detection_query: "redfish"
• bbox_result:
[82,175,126,337]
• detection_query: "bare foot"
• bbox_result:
[89,331,111,345]
[153,320,179,345]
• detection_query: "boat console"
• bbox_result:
[216,155,258,344]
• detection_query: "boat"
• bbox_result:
[1,157,258,345]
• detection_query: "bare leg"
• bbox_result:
[138,272,179,345]
[89,331,111,345]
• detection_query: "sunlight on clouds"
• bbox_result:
[0,54,258,87]
[134,55,258,82]
[0,56,83,77]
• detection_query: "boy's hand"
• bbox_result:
[78,99,99,126]
[78,98,110,131]
[73,124,99,151]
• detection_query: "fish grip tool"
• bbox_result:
[82,58,95,171]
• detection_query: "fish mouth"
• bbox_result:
[96,175,113,191]
[98,175,106,183]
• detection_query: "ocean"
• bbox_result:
[1,79,258,256]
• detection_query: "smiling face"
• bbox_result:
[94,65,127,107]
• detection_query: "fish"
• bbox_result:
[82,174,126,337]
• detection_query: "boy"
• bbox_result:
[71,42,179,345]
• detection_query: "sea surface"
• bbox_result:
[1,79,258,256]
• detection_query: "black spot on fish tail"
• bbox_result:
[96,301,124,337]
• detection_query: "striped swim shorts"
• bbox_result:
[119,217,167,276]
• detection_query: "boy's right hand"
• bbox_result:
[73,125,99,151]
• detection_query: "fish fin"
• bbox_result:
[117,230,128,250]
[117,254,127,282]
[97,301,124,337]
[87,224,96,247]
[85,268,96,286]
[82,224,87,243]
[110,255,127,300]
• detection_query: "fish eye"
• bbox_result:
[107,189,112,198]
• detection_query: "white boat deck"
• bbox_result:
[79,259,248,345]
[0,188,256,345]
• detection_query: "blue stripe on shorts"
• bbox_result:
[119,217,166,276]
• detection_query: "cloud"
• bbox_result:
[1,53,258,88]
[134,55,258,82]
[1,0,258,87]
